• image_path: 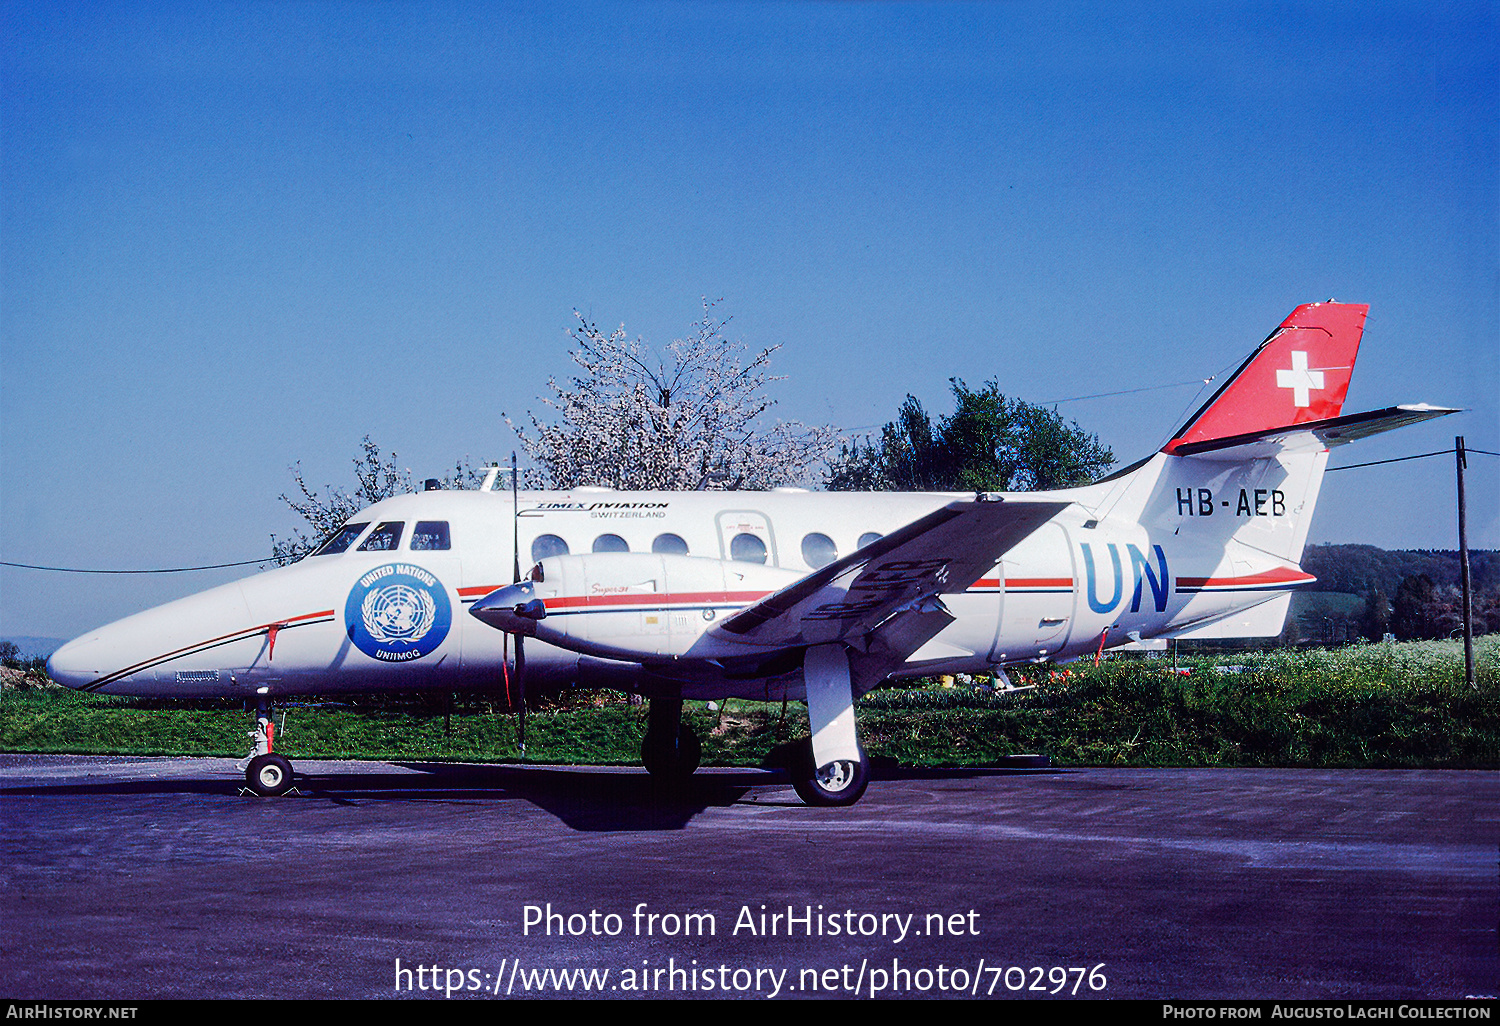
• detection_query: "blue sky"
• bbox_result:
[3,1,1496,642]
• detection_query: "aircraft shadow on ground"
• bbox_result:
[0,760,1057,831]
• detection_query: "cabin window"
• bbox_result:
[858,532,883,549]
[592,534,629,553]
[311,522,368,556]
[801,532,837,569]
[410,521,451,551]
[357,522,404,552]
[652,533,689,555]
[730,532,768,564]
[531,534,569,562]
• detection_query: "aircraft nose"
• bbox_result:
[46,634,107,690]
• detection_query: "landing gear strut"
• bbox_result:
[236,695,295,796]
[796,643,870,807]
[641,696,701,781]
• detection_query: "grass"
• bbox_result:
[2,636,1497,769]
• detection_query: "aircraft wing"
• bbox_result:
[711,499,1069,664]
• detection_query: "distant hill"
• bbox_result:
[1301,545,1499,595]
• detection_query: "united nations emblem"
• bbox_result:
[345,563,452,662]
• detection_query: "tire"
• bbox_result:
[246,753,294,796]
[793,745,870,807]
[641,723,702,780]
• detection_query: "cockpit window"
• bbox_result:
[311,522,369,556]
[411,521,451,551]
[357,521,404,551]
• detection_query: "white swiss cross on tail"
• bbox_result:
[1161,302,1368,455]
[1276,350,1325,407]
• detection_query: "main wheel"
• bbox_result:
[246,753,294,796]
[641,723,702,780]
[793,746,870,807]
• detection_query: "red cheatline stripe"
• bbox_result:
[542,590,771,611]
[458,585,503,598]
[1176,568,1316,589]
[973,577,1073,590]
[970,578,1074,591]
[278,608,338,625]
[83,610,336,689]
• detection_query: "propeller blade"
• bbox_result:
[511,452,521,583]
[511,451,526,754]
[515,632,527,754]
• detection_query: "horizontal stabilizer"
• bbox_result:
[1164,594,1294,639]
[1170,404,1459,461]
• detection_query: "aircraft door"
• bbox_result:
[990,522,1077,662]
[716,510,778,567]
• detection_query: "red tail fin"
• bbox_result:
[1163,302,1368,455]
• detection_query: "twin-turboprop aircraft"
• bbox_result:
[47,303,1455,804]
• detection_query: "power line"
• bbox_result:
[1035,377,1213,406]
[1325,448,1456,473]
[0,557,271,574]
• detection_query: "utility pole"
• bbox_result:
[1456,436,1475,689]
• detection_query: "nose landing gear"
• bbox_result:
[246,752,294,796]
[236,696,296,796]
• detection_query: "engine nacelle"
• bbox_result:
[470,552,802,662]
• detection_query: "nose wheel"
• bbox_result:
[246,752,295,796]
[237,696,296,796]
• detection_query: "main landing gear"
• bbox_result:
[236,696,296,796]
[640,649,874,807]
[641,696,702,781]
[792,743,870,807]
[794,644,871,807]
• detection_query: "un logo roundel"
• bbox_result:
[345,563,452,662]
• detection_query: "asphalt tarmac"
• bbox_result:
[1,754,1495,1000]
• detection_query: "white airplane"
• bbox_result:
[47,302,1455,804]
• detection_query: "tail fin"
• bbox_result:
[1095,300,1454,568]
[1081,301,1455,642]
[1163,302,1367,454]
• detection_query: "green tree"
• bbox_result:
[1359,585,1392,642]
[1391,574,1440,640]
[826,379,1114,493]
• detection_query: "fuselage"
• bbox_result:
[47,453,1316,702]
